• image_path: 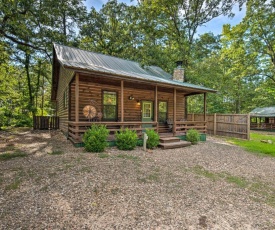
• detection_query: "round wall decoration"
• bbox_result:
[83,105,97,119]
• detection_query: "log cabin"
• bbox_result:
[51,43,216,146]
[250,106,275,131]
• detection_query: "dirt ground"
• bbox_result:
[0,128,275,229]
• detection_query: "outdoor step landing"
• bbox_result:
[159,137,181,143]
[158,140,191,149]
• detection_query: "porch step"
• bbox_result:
[159,137,181,143]
[158,140,191,149]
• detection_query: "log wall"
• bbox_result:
[56,66,75,133]
[69,74,185,122]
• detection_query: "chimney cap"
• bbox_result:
[176,60,183,68]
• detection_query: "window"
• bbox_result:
[143,102,152,118]
[158,101,167,123]
[103,91,117,120]
[63,88,68,109]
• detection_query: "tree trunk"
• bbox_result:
[25,52,35,117]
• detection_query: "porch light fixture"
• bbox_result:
[129,95,134,100]
[137,100,140,106]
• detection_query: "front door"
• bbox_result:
[142,101,153,128]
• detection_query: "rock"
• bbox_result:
[260,140,273,144]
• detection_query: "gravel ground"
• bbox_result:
[0,129,275,229]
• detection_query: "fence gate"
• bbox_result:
[33,116,59,130]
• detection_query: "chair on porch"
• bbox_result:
[166,119,173,132]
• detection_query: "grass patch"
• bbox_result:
[190,165,275,207]
[0,151,28,161]
[228,132,275,156]
[115,154,140,161]
[137,167,160,183]
[137,172,160,183]
[98,153,109,158]
[147,172,160,181]
[5,178,21,190]
[4,169,25,191]
[191,166,249,187]
[80,166,93,173]
[48,150,64,155]
[191,165,219,181]
[225,175,249,188]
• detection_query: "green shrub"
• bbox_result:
[136,139,143,147]
[145,129,160,149]
[186,129,200,144]
[14,114,32,127]
[83,124,109,152]
[115,128,138,150]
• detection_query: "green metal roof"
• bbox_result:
[250,106,275,117]
[53,43,216,93]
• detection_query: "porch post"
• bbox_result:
[247,113,250,140]
[204,93,207,121]
[204,93,207,134]
[75,73,79,122]
[173,88,177,135]
[121,80,124,122]
[154,85,158,132]
[75,73,79,140]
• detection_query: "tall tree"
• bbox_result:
[138,0,245,72]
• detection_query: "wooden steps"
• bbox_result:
[158,136,191,149]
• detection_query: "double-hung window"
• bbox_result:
[103,91,117,121]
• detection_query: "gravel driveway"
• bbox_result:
[0,129,275,229]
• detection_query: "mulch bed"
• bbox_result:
[0,129,275,229]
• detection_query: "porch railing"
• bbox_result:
[174,121,207,134]
[251,122,274,130]
[33,116,59,130]
[68,121,158,142]
[68,120,207,143]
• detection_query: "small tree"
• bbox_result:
[186,129,200,145]
[145,129,160,149]
[115,129,138,150]
[83,124,109,152]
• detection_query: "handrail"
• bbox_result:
[175,121,207,125]
[68,121,158,126]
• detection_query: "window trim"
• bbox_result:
[102,90,118,121]
[158,100,168,123]
[142,101,152,119]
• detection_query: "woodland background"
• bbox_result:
[0,0,274,128]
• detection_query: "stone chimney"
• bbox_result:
[173,61,184,82]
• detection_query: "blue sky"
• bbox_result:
[84,0,245,36]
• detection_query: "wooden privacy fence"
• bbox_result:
[187,113,250,139]
[33,116,59,130]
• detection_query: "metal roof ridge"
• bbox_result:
[53,43,142,65]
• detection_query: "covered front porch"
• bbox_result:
[67,72,208,145]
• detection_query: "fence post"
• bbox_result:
[192,113,195,121]
[214,113,217,135]
[247,113,250,140]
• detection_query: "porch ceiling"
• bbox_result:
[78,72,207,95]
